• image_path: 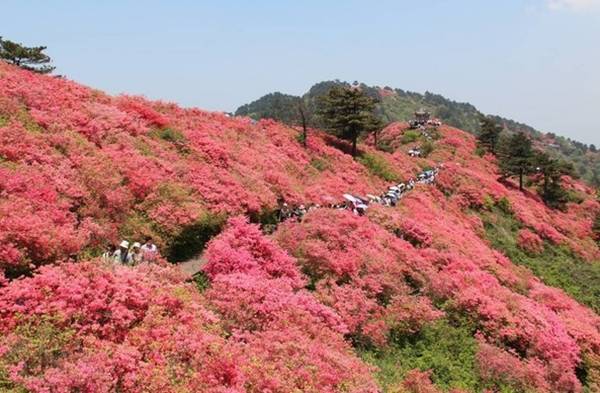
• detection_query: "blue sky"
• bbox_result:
[3,0,600,144]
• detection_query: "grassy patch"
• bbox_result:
[357,152,400,182]
[401,130,420,144]
[309,157,331,172]
[361,319,479,392]
[149,127,186,144]
[480,207,600,313]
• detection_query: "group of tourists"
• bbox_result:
[102,236,159,266]
[276,165,441,222]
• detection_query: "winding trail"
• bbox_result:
[176,166,442,278]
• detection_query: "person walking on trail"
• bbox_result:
[113,240,133,265]
[131,242,143,265]
[141,236,158,262]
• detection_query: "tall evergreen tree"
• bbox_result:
[297,98,309,147]
[478,116,503,154]
[534,151,572,209]
[0,37,55,74]
[317,86,381,157]
[498,132,533,191]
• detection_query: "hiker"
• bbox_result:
[113,240,133,265]
[141,236,158,262]
[102,244,116,263]
[278,203,291,222]
[131,242,143,265]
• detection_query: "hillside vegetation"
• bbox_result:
[236,80,600,186]
[0,62,599,392]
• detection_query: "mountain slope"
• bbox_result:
[0,62,599,392]
[236,81,600,186]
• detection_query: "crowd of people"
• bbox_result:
[102,236,159,266]
[277,165,441,222]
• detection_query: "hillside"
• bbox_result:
[236,81,600,186]
[0,62,599,392]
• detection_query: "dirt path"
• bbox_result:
[177,254,206,277]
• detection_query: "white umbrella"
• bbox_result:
[343,194,357,203]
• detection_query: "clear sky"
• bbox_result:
[3,0,600,144]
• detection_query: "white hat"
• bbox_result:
[132,242,141,249]
[119,240,130,248]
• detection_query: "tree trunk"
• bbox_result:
[374,130,378,149]
[298,104,307,148]
[352,137,357,157]
[518,167,524,191]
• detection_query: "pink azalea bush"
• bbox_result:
[517,228,545,254]
[203,217,379,392]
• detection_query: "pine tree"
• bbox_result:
[478,116,502,154]
[0,37,55,74]
[534,151,572,209]
[498,132,534,191]
[297,98,309,147]
[317,86,381,157]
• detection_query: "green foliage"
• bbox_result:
[192,271,211,293]
[0,115,8,127]
[309,157,331,172]
[150,127,186,144]
[480,207,600,312]
[478,116,503,154]
[0,37,55,74]
[166,212,226,263]
[497,132,534,191]
[361,319,479,392]
[317,86,382,156]
[235,92,305,124]
[235,80,600,187]
[420,140,434,158]
[533,151,571,210]
[401,130,420,144]
[357,152,400,182]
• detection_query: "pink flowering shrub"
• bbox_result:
[0,258,378,392]
[202,217,379,392]
[203,216,304,287]
[275,209,443,347]
[517,228,544,253]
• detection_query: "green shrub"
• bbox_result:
[401,130,420,145]
[150,127,186,144]
[166,212,226,262]
[357,153,400,182]
[496,197,512,214]
[481,207,600,312]
[421,140,434,158]
[192,271,211,293]
[310,157,331,172]
[361,319,479,392]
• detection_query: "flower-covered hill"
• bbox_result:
[1,61,600,392]
[0,61,396,273]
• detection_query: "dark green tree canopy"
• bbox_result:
[478,116,503,153]
[498,132,534,190]
[533,151,572,209]
[0,37,55,74]
[317,86,382,156]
